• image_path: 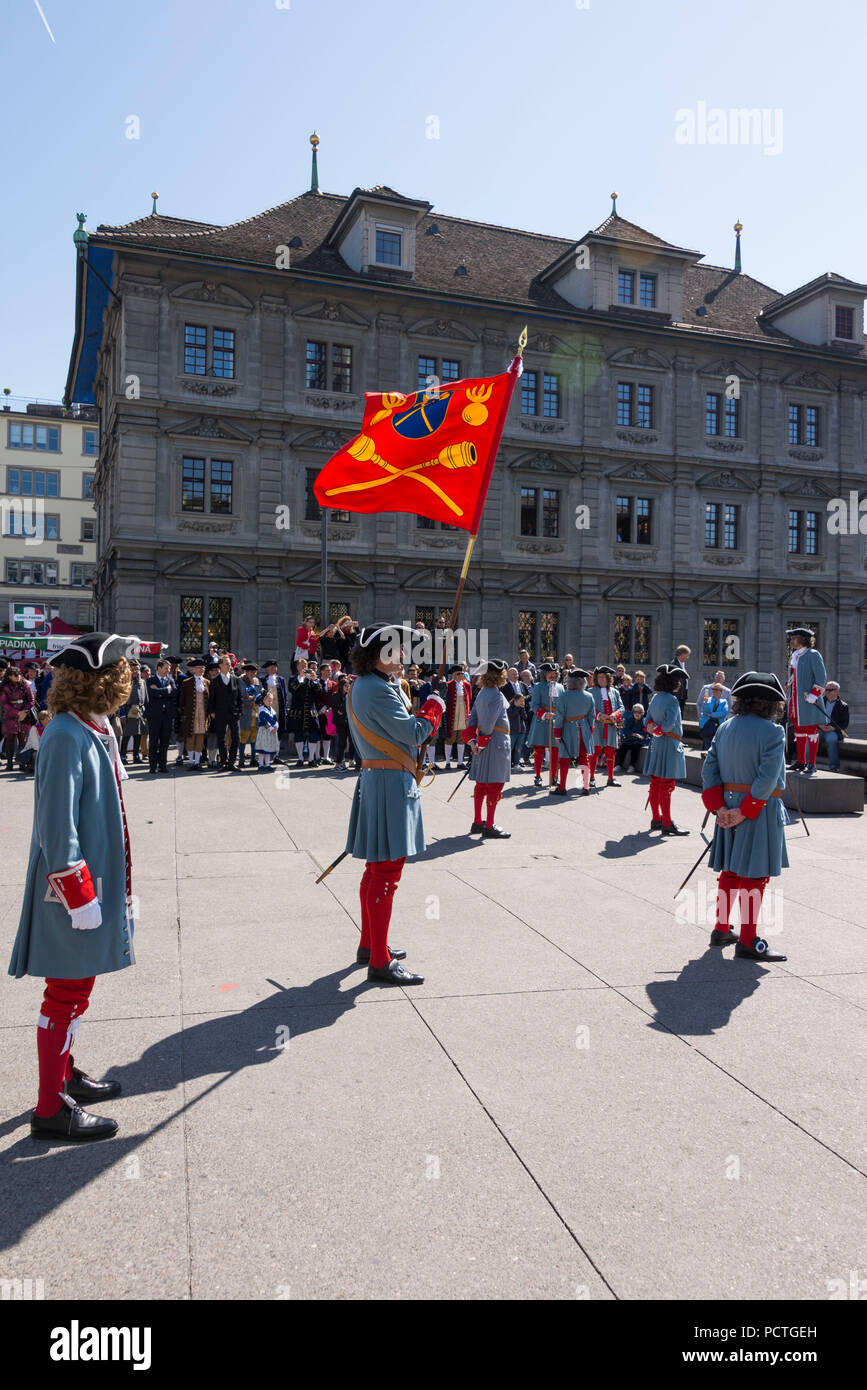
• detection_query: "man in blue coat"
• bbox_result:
[701,671,789,960]
[552,667,595,795]
[346,625,445,985]
[9,632,140,1142]
[785,627,827,775]
[644,663,689,835]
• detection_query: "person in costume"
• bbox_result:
[8,632,139,1142]
[345,625,445,985]
[463,659,512,838]
[552,667,596,795]
[237,661,261,768]
[701,672,790,960]
[290,661,322,766]
[644,663,690,835]
[254,689,280,770]
[179,655,209,768]
[443,665,472,769]
[785,627,827,775]
[528,661,564,787]
[589,666,624,788]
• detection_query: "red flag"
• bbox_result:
[313,367,518,533]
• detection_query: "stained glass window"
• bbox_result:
[634,615,651,663]
[722,618,740,666]
[208,598,231,651]
[613,615,631,664]
[180,596,204,652]
[518,611,537,658]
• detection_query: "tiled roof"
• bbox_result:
[92,192,861,348]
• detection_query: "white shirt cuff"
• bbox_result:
[69,900,102,931]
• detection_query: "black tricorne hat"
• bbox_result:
[786,627,814,641]
[475,658,508,675]
[49,631,141,673]
[186,655,206,669]
[243,661,258,671]
[358,623,411,653]
[656,662,682,678]
[568,667,589,682]
[263,659,279,667]
[594,665,615,678]
[731,671,786,702]
[539,661,558,674]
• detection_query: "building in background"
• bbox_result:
[0,399,98,632]
[64,149,867,730]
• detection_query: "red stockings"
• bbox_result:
[359,858,406,969]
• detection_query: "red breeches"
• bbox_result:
[649,776,676,824]
[35,976,96,1117]
[715,871,769,944]
[359,858,406,969]
[794,725,819,767]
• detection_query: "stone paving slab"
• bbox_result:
[1,758,865,1300]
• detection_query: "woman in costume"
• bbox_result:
[346,625,445,985]
[463,659,512,838]
[701,672,789,960]
[9,632,139,1142]
[644,663,689,835]
[553,667,595,796]
[589,665,624,788]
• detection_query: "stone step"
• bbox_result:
[682,749,864,814]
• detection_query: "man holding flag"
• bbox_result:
[314,333,527,981]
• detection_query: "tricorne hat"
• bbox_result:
[49,632,141,672]
[594,664,615,678]
[473,658,508,676]
[186,655,206,669]
[786,627,814,641]
[263,659,279,668]
[538,661,558,674]
[568,667,589,682]
[656,662,683,678]
[358,623,411,651]
[731,671,786,702]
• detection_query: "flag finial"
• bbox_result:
[310,132,320,194]
[151,191,159,215]
[517,325,528,356]
[611,191,618,216]
[734,219,743,273]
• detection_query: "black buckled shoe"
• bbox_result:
[31,1094,118,1143]
[551,786,568,795]
[533,775,542,787]
[735,938,787,962]
[469,821,485,834]
[710,928,738,948]
[367,960,424,985]
[582,788,592,797]
[661,823,690,836]
[606,778,621,788]
[65,1067,122,1103]
[482,824,511,838]
[649,819,665,831]
[355,945,406,964]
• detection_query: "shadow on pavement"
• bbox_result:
[0,966,371,1252]
[645,950,768,1037]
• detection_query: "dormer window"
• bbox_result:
[835,305,854,339]
[617,270,656,308]
[374,227,402,266]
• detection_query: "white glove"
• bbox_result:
[69,900,102,931]
[805,693,818,705]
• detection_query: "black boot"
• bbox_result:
[649,819,665,831]
[367,959,424,985]
[65,1066,122,1103]
[735,937,787,962]
[606,778,621,788]
[31,1094,118,1142]
[709,928,738,948]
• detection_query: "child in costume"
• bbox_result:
[553,668,595,795]
[345,625,445,985]
[254,689,280,770]
[590,665,624,788]
[463,659,512,837]
[644,663,690,835]
[9,632,139,1142]
[701,671,790,960]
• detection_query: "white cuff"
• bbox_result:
[805,693,817,704]
[427,694,446,711]
[69,900,102,931]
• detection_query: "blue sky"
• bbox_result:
[2,0,864,402]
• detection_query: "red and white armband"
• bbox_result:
[47,861,102,931]
[418,694,445,736]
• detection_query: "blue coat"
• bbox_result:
[555,689,595,758]
[528,681,563,746]
[466,687,511,784]
[644,692,686,779]
[8,713,134,980]
[703,715,790,878]
[788,648,827,728]
[699,696,729,728]
[345,672,436,862]
[591,686,624,748]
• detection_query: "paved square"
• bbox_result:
[1,763,864,1300]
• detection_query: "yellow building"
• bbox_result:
[0,399,98,632]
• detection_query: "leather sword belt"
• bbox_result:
[654,730,682,739]
[362,759,405,771]
[723,782,782,798]
[563,715,589,722]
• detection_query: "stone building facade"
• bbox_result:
[66,182,867,731]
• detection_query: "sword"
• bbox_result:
[674,839,712,896]
[785,772,810,837]
[447,761,472,803]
